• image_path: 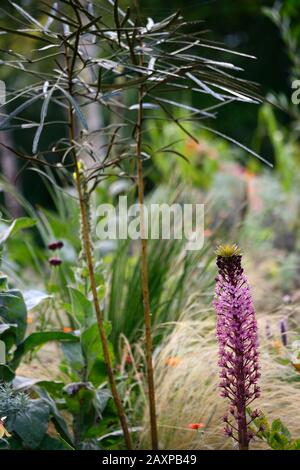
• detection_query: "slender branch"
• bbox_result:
[136,82,159,449]
[64,42,132,450]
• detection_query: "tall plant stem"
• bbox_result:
[64,45,132,451]
[136,84,159,450]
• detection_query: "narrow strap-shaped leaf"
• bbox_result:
[0,93,44,130]
[186,72,225,102]
[55,85,88,130]
[32,86,55,154]
[199,124,272,167]
[0,26,51,43]
[9,1,44,29]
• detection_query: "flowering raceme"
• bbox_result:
[214,245,260,450]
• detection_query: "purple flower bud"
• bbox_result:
[279,319,288,347]
[49,257,62,266]
[48,241,64,251]
[214,245,260,451]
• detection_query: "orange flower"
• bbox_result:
[27,315,33,325]
[165,357,182,367]
[188,423,205,430]
[63,327,73,333]
[292,363,300,373]
[271,340,282,354]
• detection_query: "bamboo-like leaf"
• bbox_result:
[0,26,51,43]
[0,93,44,130]
[151,96,215,119]
[199,124,272,167]
[32,86,55,154]
[186,72,225,102]
[56,86,88,130]
[9,1,44,29]
[44,2,58,30]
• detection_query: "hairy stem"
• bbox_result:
[136,84,159,450]
[64,44,132,450]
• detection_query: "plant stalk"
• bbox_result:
[65,44,132,450]
[136,84,159,450]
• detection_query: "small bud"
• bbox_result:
[48,241,64,251]
[49,257,62,267]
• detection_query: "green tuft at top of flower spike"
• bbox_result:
[215,244,241,258]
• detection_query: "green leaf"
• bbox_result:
[0,217,36,246]
[0,290,27,343]
[23,290,52,311]
[9,1,44,29]
[11,331,79,369]
[290,439,300,450]
[55,86,88,130]
[32,86,55,154]
[39,434,73,450]
[63,382,97,440]
[0,364,15,382]
[271,419,291,440]
[61,341,85,378]
[0,340,5,364]
[0,324,18,353]
[68,287,94,327]
[0,94,44,130]
[81,322,113,386]
[34,387,74,446]
[13,400,50,449]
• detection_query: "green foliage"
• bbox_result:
[251,411,300,450]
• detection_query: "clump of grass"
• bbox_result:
[148,306,300,450]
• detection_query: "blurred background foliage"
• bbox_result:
[1,0,300,207]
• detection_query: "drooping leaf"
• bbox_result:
[23,290,52,311]
[13,400,50,449]
[11,331,79,369]
[0,217,36,246]
[0,290,27,343]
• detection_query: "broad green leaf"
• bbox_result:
[0,324,18,352]
[61,342,85,378]
[271,419,291,440]
[39,434,73,450]
[63,382,97,440]
[13,400,50,449]
[11,331,79,369]
[34,387,73,445]
[23,290,52,311]
[0,364,15,382]
[0,290,27,343]
[68,287,94,327]
[0,217,36,246]
[81,322,113,386]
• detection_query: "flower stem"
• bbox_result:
[64,44,132,450]
[136,83,159,450]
